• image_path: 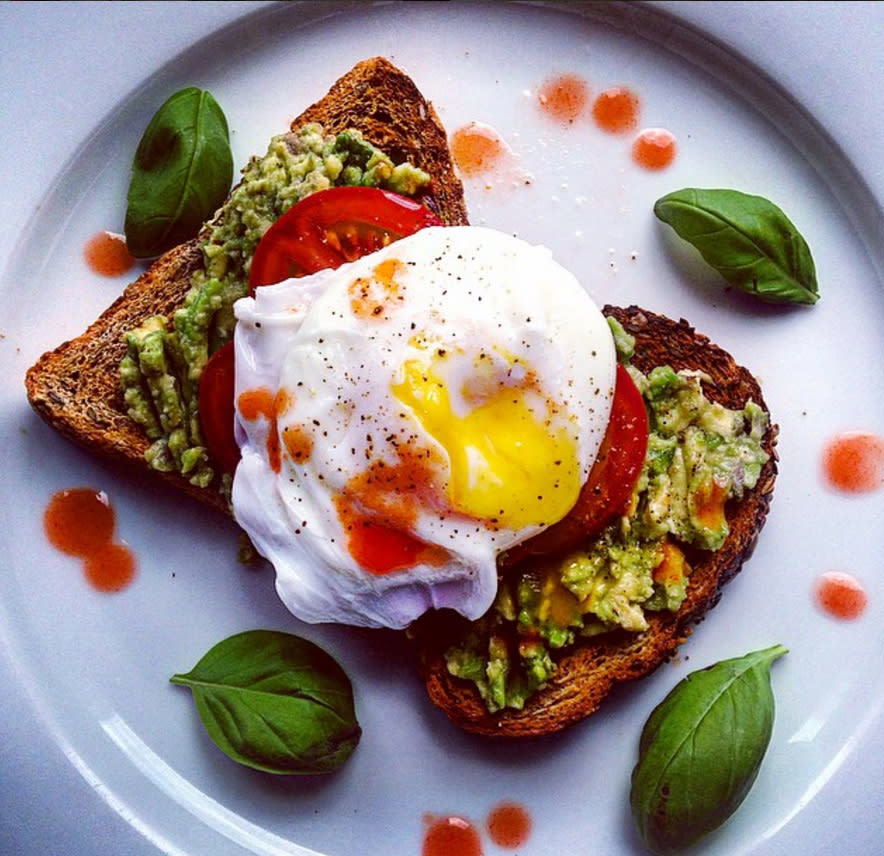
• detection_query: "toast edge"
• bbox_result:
[24,56,468,518]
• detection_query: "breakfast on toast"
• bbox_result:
[25,56,778,739]
[412,305,777,737]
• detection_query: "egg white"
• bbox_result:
[231,225,616,629]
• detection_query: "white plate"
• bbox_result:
[2,2,883,854]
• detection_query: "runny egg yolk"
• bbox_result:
[392,351,582,529]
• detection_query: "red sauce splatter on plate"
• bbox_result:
[451,122,508,176]
[814,572,868,620]
[592,86,640,133]
[450,122,533,190]
[537,73,590,125]
[487,801,532,848]
[422,815,483,856]
[421,804,533,854]
[84,231,135,277]
[632,128,677,170]
[44,488,136,591]
[84,542,137,593]
[822,431,884,493]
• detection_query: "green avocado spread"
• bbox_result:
[443,319,771,713]
[120,123,430,489]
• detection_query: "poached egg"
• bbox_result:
[231,225,616,628]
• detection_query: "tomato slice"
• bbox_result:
[504,363,649,564]
[198,341,240,476]
[248,186,443,292]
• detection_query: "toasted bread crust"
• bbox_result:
[296,58,467,226]
[413,305,779,738]
[24,58,467,512]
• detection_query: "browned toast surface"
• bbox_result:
[413,305,779,738]
[296,58,467,226]
[24,57,467,513]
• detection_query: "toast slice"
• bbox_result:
[24,57,468,513]
[412,305,779,738]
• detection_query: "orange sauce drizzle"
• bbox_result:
[335,446,449,574]
[822,431,884,493]
[343,448,436,530]
[421,803,533,854]
[237,387,288,472]
[451,122,508,176]
[632,128,677,170]
[537,73,590,125]
[592,86,640,133]
[282,424,313,464]
[84,231,135,277]
[422,815,483,856]
[815,572,868,620]
[333,498,447,575]
[43,488,136,592]
[349,257,405,319]
[486,801,532,849]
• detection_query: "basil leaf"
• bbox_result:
[171,629,362,775]
[654,188,819,305]
[125,87,233,258]
[630,644,787,854]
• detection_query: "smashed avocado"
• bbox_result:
[444,319,770,713]
[120,123,430,489]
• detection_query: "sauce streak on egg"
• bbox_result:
[282,424,313,463]
[237,387,288,473]
[334,444,451,574]
[335,499,448,575]
[341,445,442,530]
[43,488,137,592]
[349,257,405,319]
